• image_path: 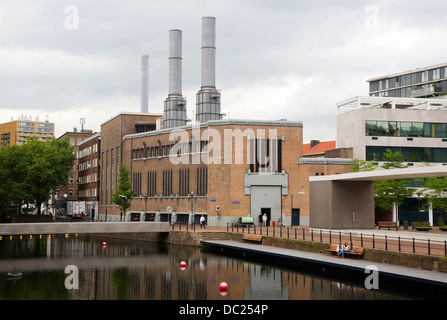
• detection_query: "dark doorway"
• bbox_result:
[261,208,271,226]
[292,209,300,226]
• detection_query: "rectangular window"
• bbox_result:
[196,167,208,196]
[399,122,412,137]
[365,120,376,136]
[434,123,447,138]
[433,68,440,80]
[178,169,190,196]
[147,171,156,196]
[133,172,142,196]
[388,121,397,136]
[376,121,388,136]
[163,170,172,196]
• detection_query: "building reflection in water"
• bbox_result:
[0,236,404,300]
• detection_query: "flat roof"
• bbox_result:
[101,112,163,126]
[336,96,447,112]
[123,119,303,141]
[309,165,447,182]
[367,62,447,82]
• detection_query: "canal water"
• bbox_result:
[0,235,407,300]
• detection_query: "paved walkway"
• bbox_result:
[202,240,447,285]
[201,240,447,299]
[178,225,447,256]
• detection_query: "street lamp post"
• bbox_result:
[190,191,195,225]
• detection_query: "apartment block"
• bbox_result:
[0,118,55,148]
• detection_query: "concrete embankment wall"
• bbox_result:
[95,230,447,273]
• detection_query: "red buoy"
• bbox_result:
[219,282,228,296]
[180,261,187,270]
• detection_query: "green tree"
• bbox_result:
[350,159,377,172]
[21,137,75,215]
[374,149,413,212]
[0,137,74,217]
[422,176,447,226]
[112,164,136,214]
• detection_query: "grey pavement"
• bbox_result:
[317,228,447,242]
[202,240,447,286]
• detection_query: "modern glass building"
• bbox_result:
[336,96,447,225]
[368,62,447,98]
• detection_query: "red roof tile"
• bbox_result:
[303,141,336,155]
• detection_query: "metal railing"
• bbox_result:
[226,223,447,257]
[169,222,447,257]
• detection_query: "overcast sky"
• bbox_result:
[1,0,447,142]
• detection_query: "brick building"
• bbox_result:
[117,119,352,227]
[77,133,101,220]
[99,112,162,220]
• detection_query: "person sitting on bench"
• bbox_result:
[338,242,351,258]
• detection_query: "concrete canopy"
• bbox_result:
[309,166,447,229]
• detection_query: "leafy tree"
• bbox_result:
[22,137,75,215]
[112,164,136,214]
[350,159,377,172]
[0,137,74,217]
[422,176,447,225]
[374,149,412,212]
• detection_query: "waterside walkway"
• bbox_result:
[200,239,447,299]
[176,224,447,257]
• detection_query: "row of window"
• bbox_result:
[132,168,208,198]
[18,127,54,132]
[365,120,447,138]
[78,187,97,198]
[376,67,446,91]
[78,143,99,159]
[78,173,98,185]
[78,158,98,171]
[18,122,53,127]
[366,146,447,163]
[131,141,209,159]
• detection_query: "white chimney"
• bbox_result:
[163,29,187,128]
[196,17,221,123]
[141,54,149,113]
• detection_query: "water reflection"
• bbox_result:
[0,235,405,300]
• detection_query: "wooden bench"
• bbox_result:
[378,221,398,230]
[328,243,364,256]
[242,234,263,242]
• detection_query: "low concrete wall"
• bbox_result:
[0,222,170,236]
[262,236,447,273]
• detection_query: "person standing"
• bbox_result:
[262,213,267,226]
[200,215,206,229]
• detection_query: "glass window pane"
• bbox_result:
[423,123,433,137]
[400,122,412,137]
[407,147,424,162]
[365,120,376,136]
[388,122,397,136]
[434,123,447,138]
[366,146,381,161]
[376,121,388,136]
[434,148,447,163]
[411,122,423,137]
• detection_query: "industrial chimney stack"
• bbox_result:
[141,54,149,113]
[163,29,187,129]
[196,16,221,123]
